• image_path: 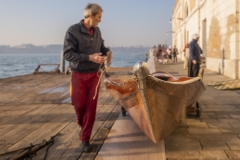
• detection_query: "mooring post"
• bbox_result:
[145,53,149,62]
[60,51,65,73]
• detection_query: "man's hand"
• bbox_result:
[106,51,112,59]
[105,51,112,67]
[192,60,197,64]
[89,53,105,64]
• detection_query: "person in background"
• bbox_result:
[166,46,172,62]
[172,45,178,62]
[63,3,112,152]
[161,45,168,64]
[188,33,201,77]
[156,48,162,63]
[152,45,157,61]
[183,43,190,70]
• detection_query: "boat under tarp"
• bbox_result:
[104,62,205,143]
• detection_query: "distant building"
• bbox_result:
[172,0,240,79]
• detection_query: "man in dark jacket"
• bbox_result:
[63,3,112,152]
[172,45,178,62]
[188,33,201,77]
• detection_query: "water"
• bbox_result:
[0,52,147,79]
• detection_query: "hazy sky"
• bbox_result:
[0,0,175,47]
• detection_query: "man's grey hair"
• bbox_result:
[84,3,103,18]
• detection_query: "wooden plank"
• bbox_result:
[95,114,166,160]
[95,104,117,121]
[0,144,16,160]
[34,84,70,104]
[21,96,115,159]
[0,70,133,159]
[5,104,74,151]
[1,105,75,160]
[78,105,121,160]
[47,105,113,160]
[0,75,67,96]
[0,74,47,88]
[0,75,58,94]
[57,128,82,160]
[97,92,110,105]
[61,97,71,103]
[108,98,119,105]
[0,74,70,105]
[0,104,61,151]
[109,67,133,72]
[0,104,38,112]
[90,104,117,140]
[31,103,113,160]
[0,104,40,125]
[0,105,62,158]
[0,104,53,140]
[48,104,120,160]
[0,105,19,111]
[104,93,115,105]
[16,82,69,104]
[32,121,80,160]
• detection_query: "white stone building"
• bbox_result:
[172,0,240,79]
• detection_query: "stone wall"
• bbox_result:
[172,0,240,79]
[205,0,237,78]
[189,0,197,13]
[237,0,240,78]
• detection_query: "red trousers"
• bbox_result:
[71,71,100,142]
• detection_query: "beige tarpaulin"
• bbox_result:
[207,80,240,90]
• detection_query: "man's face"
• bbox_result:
[91,11,102,27]
[196,37,200,41]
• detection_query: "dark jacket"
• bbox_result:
[63,22,110,73]
[172,47,178,56]
[189,39,201,62]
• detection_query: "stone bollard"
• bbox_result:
[60,51,65,73]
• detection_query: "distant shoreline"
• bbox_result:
[0,52,61,54]
[0,44,151,54]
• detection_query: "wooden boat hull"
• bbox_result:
[104,62,205,143]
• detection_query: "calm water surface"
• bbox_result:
[0,52,147,79]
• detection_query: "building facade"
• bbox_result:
[172,0,240,79]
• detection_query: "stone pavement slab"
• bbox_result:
[187,128,222,134]
[208,122,232,129]
[198,151,229,159]
[200,140,230,150]
[186,122,209,128]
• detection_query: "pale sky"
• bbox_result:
[0,0,175,47]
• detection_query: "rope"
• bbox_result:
[42,134,57,160]
[6,133,60,160]
[93,55,112,100]
[93,64,105,100]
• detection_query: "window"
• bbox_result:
[185,2,189,18]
